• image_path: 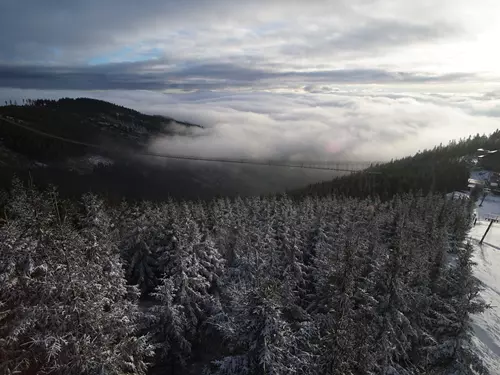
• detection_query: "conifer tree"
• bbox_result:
[0,181,152,375]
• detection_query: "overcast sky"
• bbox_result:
[0,0,499,162]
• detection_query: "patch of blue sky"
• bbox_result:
[49,47,62,58]
[88,45,163,65]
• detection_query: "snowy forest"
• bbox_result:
[297,130,500,199]
[0,178,488,375]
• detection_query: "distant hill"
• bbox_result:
[294,130,500,199]
[0,97,335,201]
[2,97,498,202]
[0,97,201,163]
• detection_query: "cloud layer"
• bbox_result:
[1,0,499,90]
[0,63,479,91]
[145,90,500,162]
[2,88,498,163]
[1,1,498,166]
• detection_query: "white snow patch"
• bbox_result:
[469,187,500,374]
[476,194,500,222]
[446,191,470,200]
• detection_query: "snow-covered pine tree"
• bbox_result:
[417,239,488,373]
[0,181,152,375]
[149,276,193,372]
[119,201,167,295]
[1,178,487,374]
[149,206,225,372]
[208,278,317,375]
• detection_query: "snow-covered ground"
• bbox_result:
[470,193,500,373]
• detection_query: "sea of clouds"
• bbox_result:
[1,87,499,164]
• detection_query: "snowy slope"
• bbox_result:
[470,193,500,374]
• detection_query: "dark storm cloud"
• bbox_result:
[0,0,484,90]
[0,0,497,92]
[0,61,476,90]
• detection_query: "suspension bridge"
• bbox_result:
[139,152,379,172]
[0,115,382,173]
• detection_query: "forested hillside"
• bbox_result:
[297,131,500,199]
[0,97,495,374]
[0,98,335,201]
[0,180,487,375]
[3,98,499,202]
[0,98,200,162]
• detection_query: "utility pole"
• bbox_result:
[480,219,495,244]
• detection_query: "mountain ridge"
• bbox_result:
[0,97,339,201]
[0,97,202,164]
